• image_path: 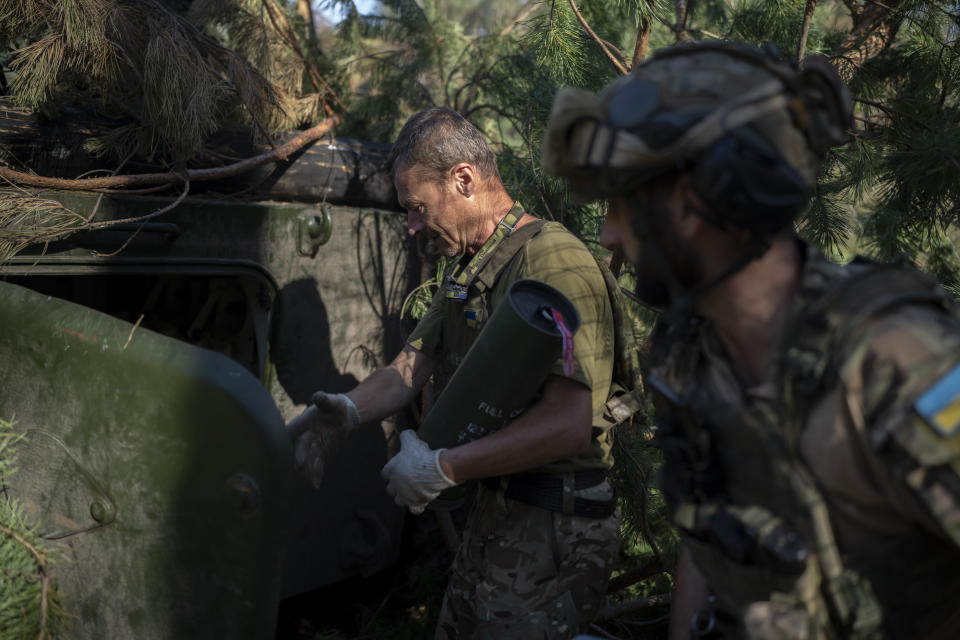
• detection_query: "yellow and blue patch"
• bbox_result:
[916,362,960,438]
[465,309,479,328]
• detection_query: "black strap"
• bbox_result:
[481,470,616,518]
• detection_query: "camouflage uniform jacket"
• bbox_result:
[649,242,960,639]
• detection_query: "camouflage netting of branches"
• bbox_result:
[0,0,337,162]
[0,417,69,640]
[0,193,88,263]
[0,0,343,260]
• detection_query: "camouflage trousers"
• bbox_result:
[435,481,620,640]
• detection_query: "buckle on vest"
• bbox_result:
[497,212,520,234]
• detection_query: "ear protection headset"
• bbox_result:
[690,125,810,234]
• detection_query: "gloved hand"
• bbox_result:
[286,391,360,488]
[380,430,457,514]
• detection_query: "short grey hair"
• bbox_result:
[389,107,501,185]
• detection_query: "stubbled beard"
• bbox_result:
[629,200,705,310]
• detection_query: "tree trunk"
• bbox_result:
[296,0,314,29]
[675,0,691,41]
[832,0,905,81]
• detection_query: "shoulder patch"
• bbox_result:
[916,362,960,438]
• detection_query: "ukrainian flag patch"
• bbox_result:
[916,362,960,438]
[465,309,479,329]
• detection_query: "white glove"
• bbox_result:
[286,391,360,488]
[380,430,457,514]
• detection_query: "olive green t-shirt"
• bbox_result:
[407,221,616,471]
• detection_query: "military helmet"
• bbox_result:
[542,41,852,234]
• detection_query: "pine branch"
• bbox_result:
[853,97,960,175]
[632,17,652,69]
[606,558,667,595]
[83,179,190,233]
[567,0,629,75]
[0,418,68,639]
[0,179,191,260]
[257,0,343,115]
[0,523,51,639]
[600,37,629,67]
[674,0,691,41]
[499,0,540,37]
[3,0,338,162]
[796,0,818,64]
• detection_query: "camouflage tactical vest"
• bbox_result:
[649,252,957,639]
[437,203,643,426]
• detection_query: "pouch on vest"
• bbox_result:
[594,257,645,425]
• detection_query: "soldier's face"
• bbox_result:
[602,184,704,307]
[602,197,670,307]
[394,166,470,257]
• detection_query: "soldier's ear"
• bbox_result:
[450,163,476,197]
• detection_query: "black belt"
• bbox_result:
[481,469,616,519]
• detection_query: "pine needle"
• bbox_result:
[0,417,70,639]
[0,192,87,262]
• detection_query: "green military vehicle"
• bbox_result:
[0,113,420,638]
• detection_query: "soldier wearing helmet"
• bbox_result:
[545,42,960,639]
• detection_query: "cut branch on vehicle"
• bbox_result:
[0,116,341,191]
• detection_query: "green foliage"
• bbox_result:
[612,415,680,567]
[401,256,453,321]
[527,2,591,87]
[0,417,69,639]
[724,0,807,54]
[835,4,960,286]
[0,0,337,163]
